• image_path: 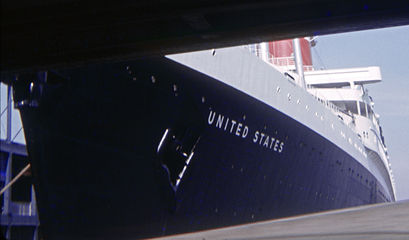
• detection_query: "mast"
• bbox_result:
[292,38,307,89]
[260,42,269,62]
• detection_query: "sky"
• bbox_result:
[1,25,408,201]
[310,25,409,200]
[0,83,26,144]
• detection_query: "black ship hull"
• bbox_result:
[15,56,391,239]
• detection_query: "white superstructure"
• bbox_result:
[168,39,396,201]
[251,41,396,199]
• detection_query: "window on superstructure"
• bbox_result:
[368,107,374,120]
[359,102,367,117]
[332,101,358,115]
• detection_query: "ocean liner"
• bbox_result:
[10,38,395,239]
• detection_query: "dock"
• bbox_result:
[154,200,409,240]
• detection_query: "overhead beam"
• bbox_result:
[0,140,28,157]
[1,0,409,72]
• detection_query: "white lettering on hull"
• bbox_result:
[208,109,286,154]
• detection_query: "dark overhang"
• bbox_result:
[1,0,409,72]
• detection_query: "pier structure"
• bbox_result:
[1,83,39,240]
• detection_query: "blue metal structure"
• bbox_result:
[1,85,39,240]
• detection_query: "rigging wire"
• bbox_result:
[1,105,8,140]
[0,106,8,117]
[12,127,23,142]
[312,46,327,70]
